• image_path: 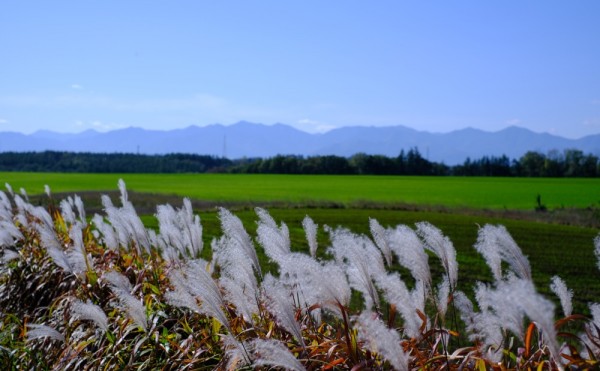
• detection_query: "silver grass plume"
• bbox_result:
[166,259,230,331]
[212,236,259,321]
[91,214,119,251]
[416,222,458,290]
[4,183,13,196]
[103,270,133,294]
[0,220,23,247]
[37,223,76,274]
[436,277,451,319]
[255,207,291,264]
[370,218,393,266]
[262,274,305,347]
[475,224,531,281]
[19,187,28,201]
[105,270,147,331]
[68,222,93,273]
[26,324,65,343]
[70,299,109,332]
[218,207,261,276]
[248,338,306,371]
[277,253,351,319]
[0,191,12,221]
[111,286,148,332]
[101,181,150,254]
[374,272,425,338]
[60,198,77,225]
[156,198,203,260]
[302,215,318,258]
[354,311,410,371]
[387,225,431,289]
[44,184,51,198]
[327,227,384,310]
[550,275,573,317]
[1,249,19,263]
[222,334,251,370]
[473,275,561,363]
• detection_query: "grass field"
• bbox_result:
[2,172,600,210]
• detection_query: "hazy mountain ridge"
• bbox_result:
[1,121,598,165]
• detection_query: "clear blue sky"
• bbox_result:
[1,1,599,138]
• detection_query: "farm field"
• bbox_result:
[2,172,600,210]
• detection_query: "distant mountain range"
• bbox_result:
[1,121,598,165]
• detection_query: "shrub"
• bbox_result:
[1,180,599,369]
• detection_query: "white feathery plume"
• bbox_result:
[222,335,251,370]
[416,222,458,290]
[370,218,393,266]
[60,197,77,225]
[13,195,29,228]
[156,198,203,260]
[248,338,306,371]
[473,275,561,363]
[103,270,133,294]
[68,223,92,273]
[354,311,410,371]
[436,277,451,319]
[26,324,64,343]
[262,274,305,347]
[374,272,425,338]
[71,299,109,332]
[277,253,351,318]
[101,183,150,254]
[5,183,13,196]
[387,225,431,288]
[19,187,28,201]
[0,220,23,247]
[213,236,259,321]
[218,208,261,276]
[327,227,384,310]
[44,184,51,198]
[37,223,74,274]
[164,270,203,314]
[1,249,19,263]
[475,224,531,281]
[74,195,86,226]
[91,214,119,251]
[0,191,12,221]
[474,278,525,341]
[255,207,291,264]
[118,178,128,204]
[505,277,560,362]
[111,286,148,332]
[29,205,53,230]
[166,259,230,331]
[550,275,573,317]
[302,215,318,258]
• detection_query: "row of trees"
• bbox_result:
[0,152,232,173]
[0,149,598,177]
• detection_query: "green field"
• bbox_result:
[2,172,600,210]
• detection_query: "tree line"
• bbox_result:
[0,149,598,177]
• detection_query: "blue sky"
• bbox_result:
[1,1,599,138]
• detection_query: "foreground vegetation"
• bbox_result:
[1,181,600,369]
